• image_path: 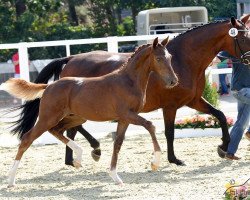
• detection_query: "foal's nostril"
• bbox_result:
[170,78,178,87]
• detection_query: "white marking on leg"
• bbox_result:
[108,168,123,185]
[67,140,83,168]
[151,151,161,171]
[8,160,20,187]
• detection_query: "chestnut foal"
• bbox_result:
[2,37,178,187]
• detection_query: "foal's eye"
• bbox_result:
[156,58,161,62]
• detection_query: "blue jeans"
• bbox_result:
[227,88,250,155]
[219,74,228,94]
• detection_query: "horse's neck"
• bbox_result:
[169,22,230,73]
[122,51,151,92]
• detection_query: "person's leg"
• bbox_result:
[245,127,250,141]
[219,74,228,95]
[233,88,250,142]
[227,100,250,159]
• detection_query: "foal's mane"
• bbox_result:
[118,43,152,71]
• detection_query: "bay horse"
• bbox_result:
[9,15,250,166]
[2,37,178,187]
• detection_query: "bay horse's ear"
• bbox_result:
[153,37,159,48]
[161,36,170,47]
[231,17,237,27]
[240,13,250,24]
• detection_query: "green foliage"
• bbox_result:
[202,75,219,108]
[117,16,135,36]
[0,0,238,61]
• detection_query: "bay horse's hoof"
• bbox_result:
[217,145,226,158]
[65,161,74,167]
[151,162,159,171]
[73,160,82,169]
[169,159,186,166]
[7,185,14,188]
[91,149,101,162]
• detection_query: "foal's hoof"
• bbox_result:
[73,160,82,169]
[151,162,159,171]
[91,149,101,162]
[169,158,186,166]
[217,145,226,158]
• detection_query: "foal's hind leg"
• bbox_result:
[50,116,87,168]
[8,121,51,187]
[66,125,101,166]
[77,126,101,162]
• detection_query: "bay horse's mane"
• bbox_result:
[172,20,229,41]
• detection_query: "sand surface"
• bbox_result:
[0,132,249,200]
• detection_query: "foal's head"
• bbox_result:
[149,37,178,88]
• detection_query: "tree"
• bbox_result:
[15,0,26,17]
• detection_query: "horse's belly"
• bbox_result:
[70,103,118,122]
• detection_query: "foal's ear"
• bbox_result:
[161,36,170,47]
[153,37,159,48]
[240,14,250,24]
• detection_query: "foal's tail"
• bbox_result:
[6,57,72,140]
[1,78,47,101]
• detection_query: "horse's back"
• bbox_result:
[61,51,131,78]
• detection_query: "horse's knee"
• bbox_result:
[144,121,155,133]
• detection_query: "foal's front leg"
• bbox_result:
[109,122,128,185]
[126,111,162,170]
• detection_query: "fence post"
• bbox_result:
[66,44,71,56]
[107,36,118,53]
[18,43,30,81]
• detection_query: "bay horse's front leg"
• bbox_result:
[162,107,185,166]
[109,122,128,185]
[187,97,230,158]
[65,127,77,166]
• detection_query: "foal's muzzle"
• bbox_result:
[165,75,178,88]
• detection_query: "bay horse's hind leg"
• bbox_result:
[187,97,230,158]
[66,125,101,166]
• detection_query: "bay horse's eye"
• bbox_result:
[156,58,161,62]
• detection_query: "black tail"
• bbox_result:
[10,56,72,139]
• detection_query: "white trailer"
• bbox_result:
[137,6,208,36]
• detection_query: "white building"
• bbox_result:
[237,0,250,18]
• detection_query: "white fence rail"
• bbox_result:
[0,34,230,82]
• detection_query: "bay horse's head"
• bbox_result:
[227,14,250,64]
[150,37,178,88]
